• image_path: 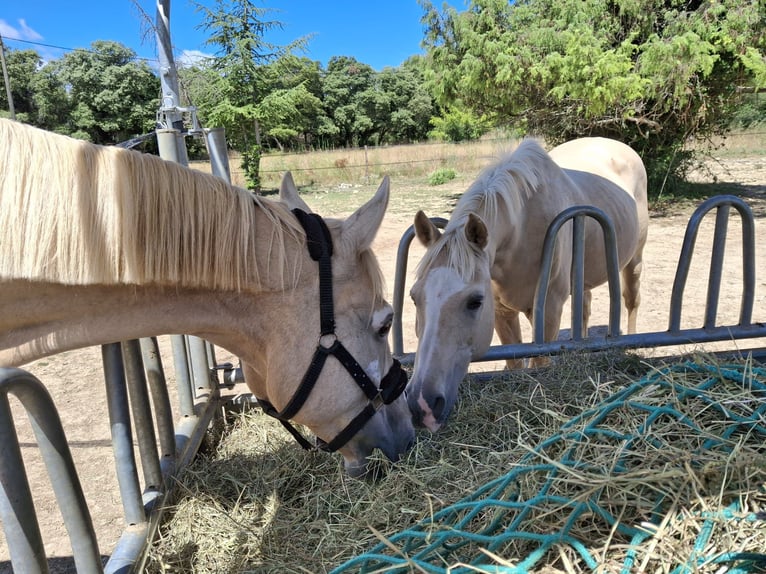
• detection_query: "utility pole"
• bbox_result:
[0,34,15,120]
[155,0,189,165]
[154,0,231,182]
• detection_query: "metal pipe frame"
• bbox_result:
[391,195,764,366]
[0,368,103,573]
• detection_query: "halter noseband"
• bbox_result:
[257,208,408,453]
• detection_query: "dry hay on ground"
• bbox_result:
[145,352,766,573]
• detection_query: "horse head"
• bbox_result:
[243,173,415,478]
[407,210,495,431]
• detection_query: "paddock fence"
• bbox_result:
[392,194,766,365]
[0,335,233,573]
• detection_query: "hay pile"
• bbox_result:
[144,352,766,573]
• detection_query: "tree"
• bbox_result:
[255,55,326,151]
[54,41,159,143]
[420,0,766,193]
[428,104,489,142]
[375,60,435,144]
[0,48,70,130]
[321,56,377,147]
[0,48,40,120]
[194,0,308,189]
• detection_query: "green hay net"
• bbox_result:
[331,362,766,573]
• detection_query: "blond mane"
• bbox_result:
[0,119,307,291]
[417,138,553,281]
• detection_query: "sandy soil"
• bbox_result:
[2,156,765,572]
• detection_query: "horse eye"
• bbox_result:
[466,295,483,311]
[378,320,392,338]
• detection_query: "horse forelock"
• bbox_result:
[416,138,551,283]
[415,224,487,284]
[0,119,303,291]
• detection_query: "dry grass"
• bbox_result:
[144,352,766,573]
[686,130,766,159]
[190,129,766,193]
[190,135,519,191]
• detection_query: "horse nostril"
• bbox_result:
[431,396,446,421]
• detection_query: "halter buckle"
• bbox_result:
[318,333,338,350]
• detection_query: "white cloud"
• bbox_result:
[176,49,215,68]
[0,18,43,41]
[17,19,43,41]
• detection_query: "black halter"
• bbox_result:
[257,208,408,453]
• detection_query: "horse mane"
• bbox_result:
[416,138,553,281]
[0,119,304,291]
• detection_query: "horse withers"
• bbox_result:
[408,137,649,431]
[0,119,414,477]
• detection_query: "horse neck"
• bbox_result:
[0,279,286,368]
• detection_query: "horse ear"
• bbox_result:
[414,210,441,247]
[465,213,489,250]
[279,171,312,212]
[340,176,390,251]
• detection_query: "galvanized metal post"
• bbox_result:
[139,337,176,473]
[101,344,145,528]
[204,127,232,183]
[121,341,162,496]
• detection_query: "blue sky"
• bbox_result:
[1,1,464,71]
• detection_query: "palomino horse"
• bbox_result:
[408,137,648,430]
[0,119,414,477]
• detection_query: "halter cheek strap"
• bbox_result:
[256,208,408,453]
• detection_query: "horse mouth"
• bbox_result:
[413,395,443,432]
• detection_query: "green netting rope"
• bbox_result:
[331,362,766,573]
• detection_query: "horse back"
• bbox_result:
[549,137,647,206]
[549,137,649,281]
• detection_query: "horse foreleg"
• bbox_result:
[582,288,592,338]
[494,297,524,370]
[525,293,565,368]
[621,256,643,334]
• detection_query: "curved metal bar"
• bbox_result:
[0,367,102,574]
[391,217,448,357]
[534,205,622,344]
[669,195,755,332]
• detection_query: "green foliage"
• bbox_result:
[419,0,766,196]
[321,56,377,147]
[53,41,159,143]
[191,0,316,176]
[0,48,70,129]
[0,42,158,142]
[429,106,489,142]
[241,143,262,191]
[428,167,457,185]
[731,93,766,129]
[1,5,436,152]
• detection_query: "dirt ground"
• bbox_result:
[2,156,766,572]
